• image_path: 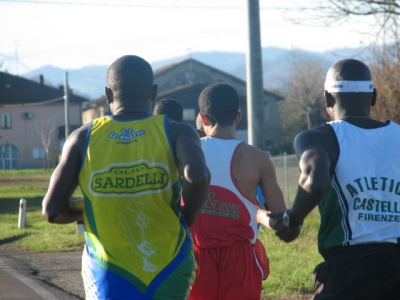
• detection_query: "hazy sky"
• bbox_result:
[0,0,377,72]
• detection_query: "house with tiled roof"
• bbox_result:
[0,72,89,169]
[154,59,283,147]
[83,58,283,150]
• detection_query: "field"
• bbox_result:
[0,169,323,299]
[0,169,85,252]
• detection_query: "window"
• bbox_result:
[0,144,19,169]
[183,108,196,121]
[32,148,45,159]
[1,112,12,129]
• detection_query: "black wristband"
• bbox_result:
[283,210,303,228]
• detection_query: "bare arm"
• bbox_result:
[271,130,332,242]
[231,146,285,229]
[290,130,331,223]
[257,209,273,229]
[42,126,87,224]
[259,153,287,212]
[257,152,286,229]
[171,122,211,227]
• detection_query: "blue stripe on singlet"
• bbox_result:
[85,234,192,299]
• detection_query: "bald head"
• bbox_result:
[324,59,377,119]
[107,55,154,102]
[326,59,372,82]
[325,59,374,99]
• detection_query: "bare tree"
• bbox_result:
[286,59,328,129]
[279,58,329,153]
[283,0,400,58]
[368,46,400,122]
[35,116,58,170]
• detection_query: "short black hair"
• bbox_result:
[107,55,154,102]
[196,113,204,131]
[153,98,183,122]
[327,59,372,81]
[198,83,239,127]
[195,113,206,137]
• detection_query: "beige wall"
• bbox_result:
[82,105,106,124]
[0,101,82,168]
[82,108,97,124]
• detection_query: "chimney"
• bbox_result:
[39,74,44,85]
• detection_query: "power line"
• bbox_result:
[0,0,243,8]
[0,0,280,10]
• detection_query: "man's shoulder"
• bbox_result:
[235,142,270,160]
[229,141,273,177]
[167,120,197,135]
[69,123,91,150]
[294,125,338,152]
[295,124,339,171]
[295,124,334,141]
[69,123,90,140]
[167,121,200,148]
[309,123,334,134]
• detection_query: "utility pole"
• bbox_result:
[64,72,70,139]
[15,40,19,76]
[246,0,266,150]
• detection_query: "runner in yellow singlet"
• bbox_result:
[43,55,210,300]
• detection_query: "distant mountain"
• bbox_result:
[17,46,368,100]
[0,53,31,75]
[23,65,108,100]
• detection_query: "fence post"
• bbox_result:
[18,198,27,228]
[76,219,84,234]
[283,152,290,207]
[70,198,84,234]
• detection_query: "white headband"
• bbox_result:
[324,80,374,93]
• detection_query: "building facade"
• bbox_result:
[0,72,89,169]
[153,59,283,148]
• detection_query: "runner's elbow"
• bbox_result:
[42,209,56,223]
[300,173,330,195]
[185,165,211,188]
[42,201,60,223]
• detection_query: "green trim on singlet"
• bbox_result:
[318,179,349,259]
[169,179,186,256]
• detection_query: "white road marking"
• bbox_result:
[0,258,59,300]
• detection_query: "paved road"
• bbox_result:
[0,246,84,300]
[0,245,312,300]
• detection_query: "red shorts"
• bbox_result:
[188,240,263,300]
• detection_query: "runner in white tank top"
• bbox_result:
[270,58,400,299]
[188,83,289,300]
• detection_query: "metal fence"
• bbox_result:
[270,153,299,208]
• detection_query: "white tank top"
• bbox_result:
[189,137,259,248]
[327,120,400,246]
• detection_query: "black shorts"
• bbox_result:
[312,243,400,300]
